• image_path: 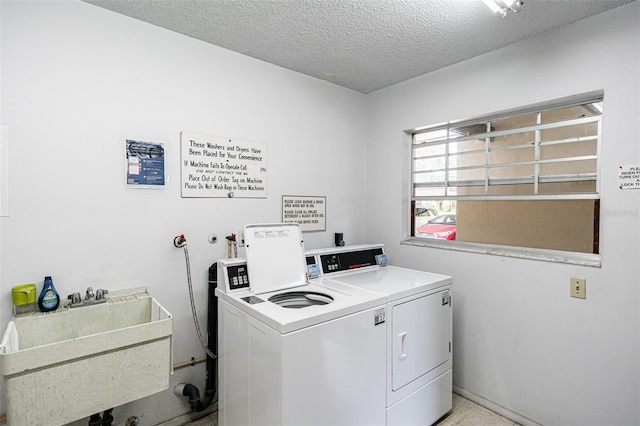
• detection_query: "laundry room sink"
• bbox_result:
[0,287,173,426]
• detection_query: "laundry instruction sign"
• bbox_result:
[618,165,640,189]
[282,196,326,232]
[181,132,267,198]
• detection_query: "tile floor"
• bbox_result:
[181,394,519,426]
[435,394,519,426]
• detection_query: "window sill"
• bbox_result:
[401,237,601,268]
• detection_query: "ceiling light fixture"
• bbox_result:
[482,0,523,17]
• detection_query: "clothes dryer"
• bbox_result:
[315,244,453,426]
[216,225,387,426]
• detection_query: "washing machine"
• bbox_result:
[314,244,453,426]
[216,224,387,426]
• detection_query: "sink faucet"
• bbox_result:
[67,287,108,308]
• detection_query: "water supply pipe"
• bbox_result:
[173,356,206,370]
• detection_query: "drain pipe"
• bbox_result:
[173,262,218,412]
[174,382,214,413]
[101,409,114,426]
[87,408,113,426]
[88,413,101,426]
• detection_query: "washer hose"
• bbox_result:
[173,234,217,413]
[174,234,217,360]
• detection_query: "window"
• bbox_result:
[409,93,602,260]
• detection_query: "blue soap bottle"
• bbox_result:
[38,276,60,312]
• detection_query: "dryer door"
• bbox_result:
[391,289,451,391]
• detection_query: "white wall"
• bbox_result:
[366,3,640,426]
[0,1,367,423]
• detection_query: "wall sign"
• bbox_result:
[618,165,640,189]
[282,195,326,232]
[181,132,267,198]
[126,139,165,189]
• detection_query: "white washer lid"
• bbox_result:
[244,223,308,294]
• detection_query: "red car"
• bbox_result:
[416,214,456,240]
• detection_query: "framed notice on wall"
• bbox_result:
[282,195,326,232]
[126,139,166,188]
[181,132,268,198]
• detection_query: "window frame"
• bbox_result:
[403,92,603,267]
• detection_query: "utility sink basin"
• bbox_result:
[0,287,173,426]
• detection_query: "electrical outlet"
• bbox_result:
[238,230,245,247]
[570,277,586,299]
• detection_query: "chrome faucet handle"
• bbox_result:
[86,287,95,300]
[67,292,82,305]
[95,289,109,300]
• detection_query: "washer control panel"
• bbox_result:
[319,247,385,274]
[306,255,320,278]
[218,258,250,292]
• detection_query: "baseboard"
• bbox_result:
[453,386,541,426]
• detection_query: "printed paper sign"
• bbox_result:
[282,196,326,232]
[126,139,165,188]
[618,165,640,189]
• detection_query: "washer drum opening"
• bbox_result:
[268,291,334,309]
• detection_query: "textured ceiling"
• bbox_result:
[83,0,636,93]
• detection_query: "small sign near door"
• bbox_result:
[618,165,640,189]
